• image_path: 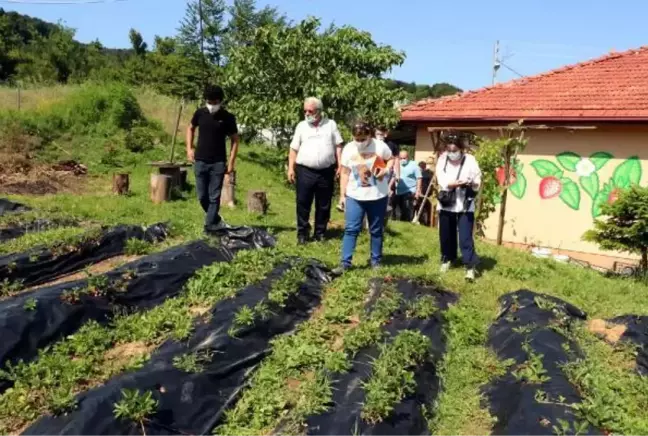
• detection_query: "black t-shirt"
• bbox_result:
[386,140,400,157]
[191,108,238,163]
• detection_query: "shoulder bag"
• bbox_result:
[436,156,466,208]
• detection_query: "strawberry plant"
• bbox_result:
[113,389,158,435]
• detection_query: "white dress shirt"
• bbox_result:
[290,118,343,170]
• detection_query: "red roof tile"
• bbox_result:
[401,46,648,122]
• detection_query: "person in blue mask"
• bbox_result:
[393,150,422,221]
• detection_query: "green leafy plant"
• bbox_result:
[23,297,37,311]
[583,185,648,272]
[512,341,550,384]
[113,389,158,435]
[405,295,437,319]
[172,349,214,373]
[125,238,154,255]
[362,330,431,423]
[0,278,24,297]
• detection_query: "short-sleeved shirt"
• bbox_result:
[191,107,238,163]
[396,160,422,195]
[341,139,393,202]
[290,118,343,170]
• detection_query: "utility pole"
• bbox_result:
[492,40,501,85]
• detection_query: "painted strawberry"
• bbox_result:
[496,166,517,186]
[608,188,621,205]
[539,176,562,199]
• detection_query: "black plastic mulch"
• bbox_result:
[0,226,276,388]
[0,198,30,216]
[609,315,648,376]
[0,223,169,288]
[483,290,601,435]
[0,218,79,243]
[306,278,458,436]
[24,259,331,436]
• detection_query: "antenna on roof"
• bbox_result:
[492,40,501,85]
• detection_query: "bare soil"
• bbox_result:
[588,319,628,344]
[26,255,142,291]
[0,152,87,195]
[104,341,155,368]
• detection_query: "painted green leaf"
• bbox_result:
[589,152,613,170]
[612,156,642,188]
[556,152,581,172]
[531,160,562,178]
[579,172,599,201]
[592,181,614,218]
[510,172,527,199]
[559,179,581,210]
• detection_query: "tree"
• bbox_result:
[222,17,406,145]
[128,28,147,56]
[472,123,527,241]
[221,0,287,57]
[177,0,227,67]
[147,35,205,100]
[583,185,648,273]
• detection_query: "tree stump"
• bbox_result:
[247,190,268,215]
[221,171,236,209]
[180,169,188,190]
[150,174,172,204]
[112,173,129,195]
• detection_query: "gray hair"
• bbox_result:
[304,97,323,112]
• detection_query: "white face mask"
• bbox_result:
[357,139,371,149]
[206,103,221,114]
[448,151,462,161]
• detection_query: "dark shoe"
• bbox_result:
[297,235,309,245]
[204,220,229,235]
[313,233,326,242]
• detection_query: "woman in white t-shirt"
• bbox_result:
[334,122,394,273]
[435,135,482,281]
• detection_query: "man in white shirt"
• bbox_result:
[288,97,344,244]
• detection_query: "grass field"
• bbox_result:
[1,142,647,435]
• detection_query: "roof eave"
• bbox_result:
[400,115,648,124]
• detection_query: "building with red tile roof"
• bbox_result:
[402,46,648,272]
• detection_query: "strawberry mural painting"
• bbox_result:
[531,152,643,218]
[539,176,562,199]
[495,162,527,200]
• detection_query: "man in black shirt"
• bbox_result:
[186,85,239,233]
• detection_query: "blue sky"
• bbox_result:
[3,0,646,91]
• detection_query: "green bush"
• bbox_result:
[583,185,648,272]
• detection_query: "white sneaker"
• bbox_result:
[440,262,451,274]
[465,268,476,281]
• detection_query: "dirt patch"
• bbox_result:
[104,341,155,368]
[189,306,212,317]
[588,319,628,344]
[26,255,142,292]
[0,152,88,195]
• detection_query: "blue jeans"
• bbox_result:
[194,160,226,230]
[341,196,389,268]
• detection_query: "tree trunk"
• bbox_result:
[112,173,129,195]
[150,174,172,204]
[247,190,268,214]
[496,189,508,245]
[221,171,236,209]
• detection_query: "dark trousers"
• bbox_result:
[439,210,479,267]
[194,160,225,230]
[296,164,335,238]
[393,193,415,221]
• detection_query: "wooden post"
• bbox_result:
[169,100,184,164]
[150,174,172,204]
[180,169,188,190]
[221,171,236,208]
[247,190,268,214]
[112,173,130,195]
